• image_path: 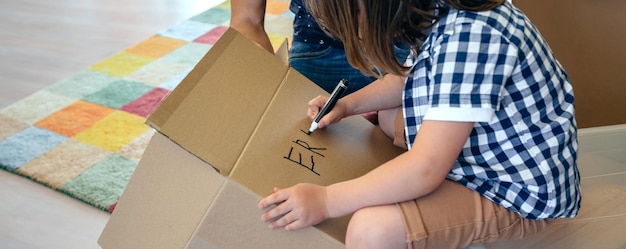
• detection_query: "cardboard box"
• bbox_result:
[98,28,405,248]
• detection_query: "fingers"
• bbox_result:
[307,95,346,130]
[258,187,291,226]
[267,208,298,230]
[307,95,326,120]
[258,189,295,230]
[258,184,328,231]
[258,188,287,209]
[283,218,308,231]
[261,201,291,225]
[259,199,308,231]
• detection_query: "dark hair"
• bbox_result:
[304,0,505,77]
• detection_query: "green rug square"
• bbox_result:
[159,42,212,66]
[190,8,230,25]
[61,154,137,211]
[83,80,154,109]
[159,20,216,42]
[46,70,119,99]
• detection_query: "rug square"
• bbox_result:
[269,33,291,52]
[266,1,290,15]
[120,88,170,117]
[118,129,155,162]
[35,100,115,137]
[265,14,294,40]
[124,35,188,59]
[159,42,212,66]
[0,114,29,141]
[83,80,154,109]
[280,10,296,18]
[213,0,230,9]
[159,20,217,42]
[46,70,118,99]
[124,59,191,87]
[159,67,193,91]
[0,126,67,171]
[193,26,229,45]
[190,7,230,25]
[89,52,154,78]
[0,90,76,124]
[73,111,149,152]
[60,154,138,211]
[16,139,111,189]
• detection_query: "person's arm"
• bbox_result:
[230,0,274,53]
[259,119,474,231]
[307,73,406,129]
[324,120,474,218]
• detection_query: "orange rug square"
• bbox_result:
[125,35,187,59]
[35,100,114,137]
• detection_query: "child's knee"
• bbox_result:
[345,205,406,249]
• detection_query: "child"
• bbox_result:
[258,1,581,248]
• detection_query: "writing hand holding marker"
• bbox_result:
[307,79,349,135]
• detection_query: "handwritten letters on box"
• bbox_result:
[283,129,328,176]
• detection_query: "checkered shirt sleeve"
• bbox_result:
[402,2,581,219]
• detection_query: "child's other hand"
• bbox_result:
[258,183,329,231]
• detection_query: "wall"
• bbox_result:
[515,1,626,128]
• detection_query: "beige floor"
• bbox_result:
[0,0,224,248]
[1,0,625,248]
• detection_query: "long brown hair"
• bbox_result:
[304,0,505,77]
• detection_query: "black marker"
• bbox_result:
[307,79,349,135]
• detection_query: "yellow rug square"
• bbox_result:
[73,110,149,152]
[89,52,154,77]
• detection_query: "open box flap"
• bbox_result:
[146,28,290,175]
[98,132,227,249]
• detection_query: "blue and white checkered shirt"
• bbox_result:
[403,2,581,219]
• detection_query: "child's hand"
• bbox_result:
[258,183,329,231]
[307,96,346,129]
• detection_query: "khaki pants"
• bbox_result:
[398,180,553,249]
[389,110,551,248]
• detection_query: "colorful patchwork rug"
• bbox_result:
[0,0,293,213]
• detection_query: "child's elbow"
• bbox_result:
[412,163,450,197]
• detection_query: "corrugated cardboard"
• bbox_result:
[515,1,626,128]
[98,28,405,248]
